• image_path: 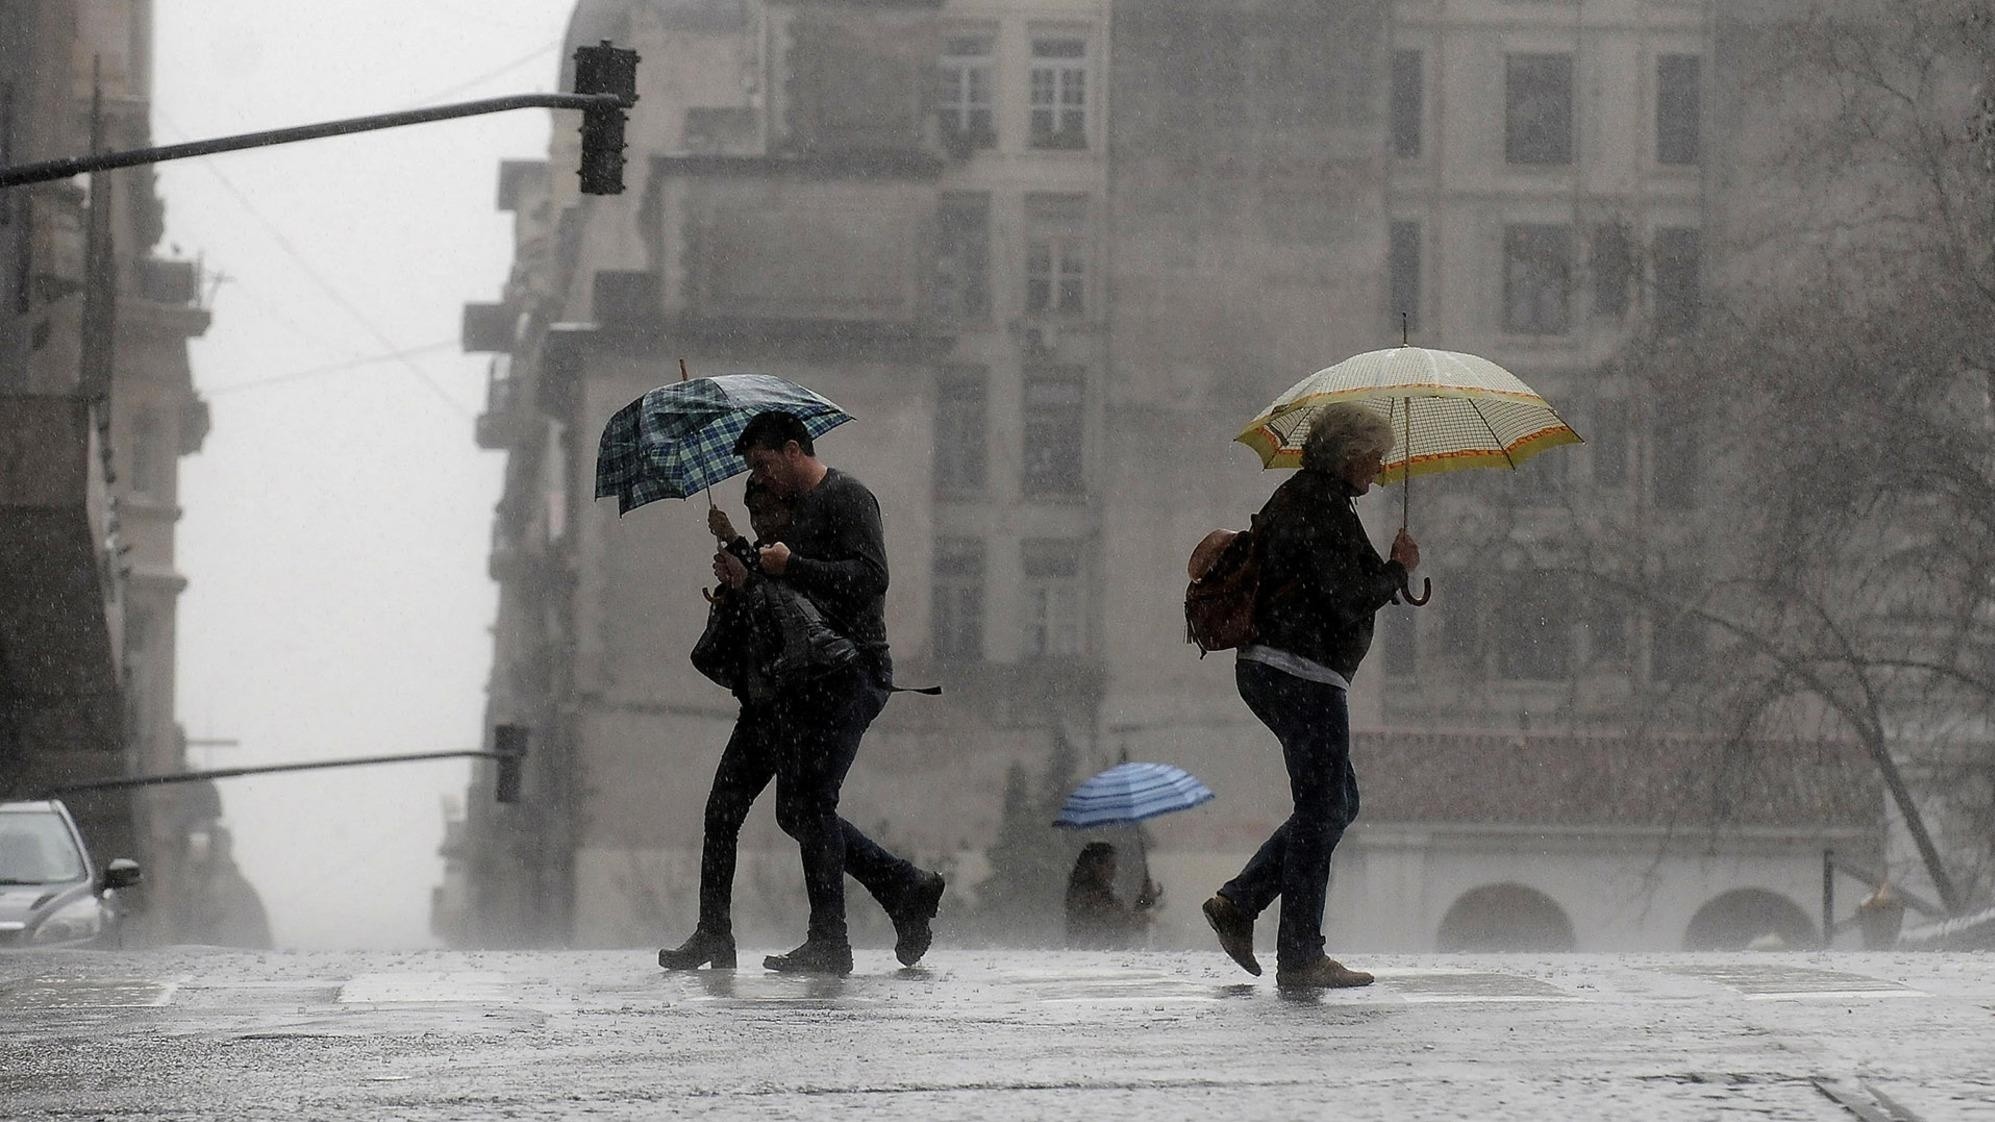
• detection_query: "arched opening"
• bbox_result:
[1436,883,1577,951]
[1683,888,1817,950]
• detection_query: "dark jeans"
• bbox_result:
[692,703,779,939]
[692,686,911,941]
[1220,659,1361,969]
[766,666,920,944]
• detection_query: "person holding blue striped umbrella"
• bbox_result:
[1054,761,1212,949]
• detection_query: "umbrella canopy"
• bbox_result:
[1236,346,1581,485]
[594,373,854,515]
[1053,762,1215,830]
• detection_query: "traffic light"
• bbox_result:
[573,40,639,195]
[493,724,529,804]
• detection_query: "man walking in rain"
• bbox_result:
[709,410,945,975]
[1201,402,1418,988]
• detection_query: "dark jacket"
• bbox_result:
[1248,468,1407,683]
[691,535,857,702]
[1064,884,1151,949]
[781,469,892,682]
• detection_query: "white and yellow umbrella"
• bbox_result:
[1237,346,1582,603]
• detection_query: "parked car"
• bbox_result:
[0,799,142,949]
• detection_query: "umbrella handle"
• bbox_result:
[1402,575,1431,607]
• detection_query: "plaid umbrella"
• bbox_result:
[1053,762,1215,830]
[594,373,854,515]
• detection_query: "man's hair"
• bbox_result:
[734,410,815,457]
[1299,402,1395,474]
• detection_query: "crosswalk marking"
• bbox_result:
[0,976,182,1009]
[336,971,518,1004]
[1365,968,1586,1003]
[0,962,1943,1016]
[1661,964,1924,1001]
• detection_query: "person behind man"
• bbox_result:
[710,410,945,975]
[1200,402,1419,988]
[1064,842,1160,950]
[661,481,867,970]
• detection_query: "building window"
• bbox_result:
[1503,224,1572,335]
[1381,606,1417,677]
[1652,227,1701,335]
[1389,220,1422,334]
[1587,595,1628,666]
[1022,365,1085,498]
[935,366,987,496]
[1656,54,1701,166]
[1025,193,1088,318]
[938,34,996,149]
[934,193,990,322]
[1511,438,1567,506]
[1029,36,1089,149]
[1439,570,1482,671]
[932,537,985,661]
[1505,54,1573,166]
[1021,538,1085,658]
[1649,572,1705,684]
[1391,50,1423,159]
[129,408,160,495]
[1591,222,1632,317]
[1591,400,1628,488]
[1651,415,1698,511]
[123,609,152,748]
[1496,570,1571,681]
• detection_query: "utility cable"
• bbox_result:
[204,339,459,395]
[155,110,473,417]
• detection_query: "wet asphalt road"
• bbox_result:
[3,948,1992,1120]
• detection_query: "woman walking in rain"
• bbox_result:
[1200,403,1419,988]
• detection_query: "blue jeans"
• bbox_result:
[1220,660,1361,969]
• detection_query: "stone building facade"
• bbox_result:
[438,0,1882,953]
[1,0,264,945]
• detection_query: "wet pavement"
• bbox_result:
[4,948,1992,1119]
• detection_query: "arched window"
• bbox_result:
[1683,888,1816,950]
[1437,883,1576,951]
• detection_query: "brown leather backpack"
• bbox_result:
[1184,526,1261,655]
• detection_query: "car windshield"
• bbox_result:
[0,813,88,885]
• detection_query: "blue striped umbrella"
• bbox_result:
[594,373,855,515]
[1053,762,1215,830]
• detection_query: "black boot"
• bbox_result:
[890,871,946,967]
[658,929,736,971]
[763,939,853,976]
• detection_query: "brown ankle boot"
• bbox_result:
[1274,957,1373,988]
[1201,894,1262,977]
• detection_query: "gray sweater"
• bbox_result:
[780,468,892,682]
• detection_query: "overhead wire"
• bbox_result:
[204,339,460,396]
[154,110,476,417]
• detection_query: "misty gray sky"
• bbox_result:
[154,3,572,948]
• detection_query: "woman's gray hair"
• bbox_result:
[1300,403,1395,474]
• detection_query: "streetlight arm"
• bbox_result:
[0,92,630,190]
[41,742,529,805]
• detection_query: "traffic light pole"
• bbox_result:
[0,91,628,191]
[0,40,639,193]
[40,725,531,805]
